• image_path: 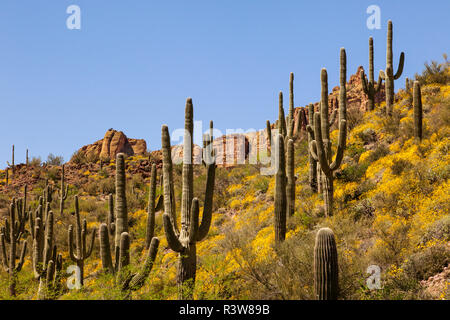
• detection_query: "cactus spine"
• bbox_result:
[98,153,159,297]
[379,20,405,116]
[361,37,383,111]
[0,200,28,296]
[162,98,216,299]
[68,195,97,286]
[308,48,347,216]
[314,228,339,300]
[59,164,68,215]
[274,134,287,243]
[413,81,423,140]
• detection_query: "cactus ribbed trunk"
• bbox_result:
[274,135,286,243]
[361,37,382,111]
[114,153,128,250]
[307,104,318,193]
[286,139,295,217]
[413,81,423,140]
[314,228,339,300]
[146,164,157,249]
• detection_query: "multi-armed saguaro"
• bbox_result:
[308,48,347,217]
[68,195,97,287]
[99,153,160,297]
[0,199,28,296]
[314,228,339,300]
[379,20,405,116]
[361,37,383,111]
[162,98,216,299]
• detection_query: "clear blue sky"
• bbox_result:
[0,0,448,165]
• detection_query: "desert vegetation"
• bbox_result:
[0,20,449,300]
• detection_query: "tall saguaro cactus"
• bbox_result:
[287,73,295,138]
[146,163,163,249]
[99,153,160,297]
[379,20,405,116]
[162,98,216,299]
[68,195,97,286]
[286,139,295,217]
[308,48,347,216]
[274,134,287,243]
[413,81,423,140]
[360,37,383,111]
[278,92,287,138]
[0,200,28,296]
[314,228,339,300]
[59,164,68,215]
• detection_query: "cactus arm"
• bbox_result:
[266,120,272,147]
[128,237,160,291]
[84,227,96,259]
[161,125,179,237]
[163,213,183,252]
[99,223,114,273]
[118,232,130,272]
[278,91,287,137]
[379,70,386,80]
[330,120,347,171]
[328,107,337,127]
[0,233,8,271]
[189,198,199,244]
[68,225,79,262]
[196,163,215,241]
[309,141,319,161]
[360,70,369,95]
[146,164,157,249]
[107,193,115,235]
[375,73,383,93]
[312,113,332,177]
[394,52,405,80]
[14,240,27,272]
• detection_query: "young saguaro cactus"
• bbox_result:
[98,153,160,298]
[0,200,28,296]
[274,134,287,243]
[308,48,347,216]
[379,20,405,116]
[314,228,339,300]
[162,98,216,299]
[413,81,423,140]
[361,37,383,111]
[59,164,69,215]
[68,195,97,286]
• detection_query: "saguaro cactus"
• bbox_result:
[68,195,97,286]
[308,48,347,216]
[278,92,287,138]
[314,228,339,300]
[107,193,115,236]
[98,153,160,297]
[162,98,216,299]
[286,139,295,217]
[361,37,383,111]
[266,120,272,153]
[11,145,14,174]
[287,73,295,138]
[59,164,68,215]
[0,200,28,296]
[274,134,287,243]
[146,163,163,249]
[379,20,405,116]
[413,81,423,140]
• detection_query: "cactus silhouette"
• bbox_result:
[162,98,216,299]
[413,81,423,140]
[361,37,383,111]
[308,48,347,216]
[68,195,97,287]
[379,20,405,116]
[314,228,339,300]
[0,199,28,296]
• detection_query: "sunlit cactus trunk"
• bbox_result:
[314,228,339,300]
